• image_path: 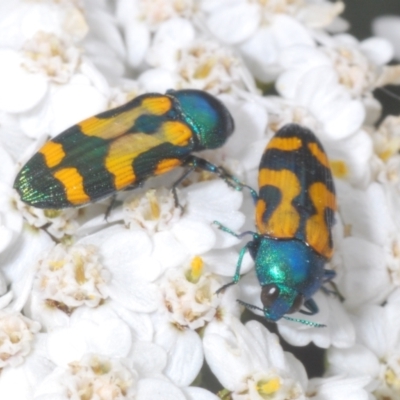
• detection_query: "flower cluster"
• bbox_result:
[0,1,399,399]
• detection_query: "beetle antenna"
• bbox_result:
[237,300,326,327]
[283,315,326,328]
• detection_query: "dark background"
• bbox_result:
[343,0,400,39]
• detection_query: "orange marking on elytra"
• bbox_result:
[160,121,192,146]
[39,141,66,168]
[267,137,302,151]
[155,159,182,175]
[79,112,140,140]
[308,142,330,168]
[257,169,301,237]
[141,96,172,115]
[105,133,166,190]
[79,96,171,140]
[53,168,90,205]
[305,182,336,258]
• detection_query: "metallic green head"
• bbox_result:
[169,89,234,150]
[253,238,326,322]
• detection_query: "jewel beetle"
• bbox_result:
[14,89,237,209]
[215,124,337,327]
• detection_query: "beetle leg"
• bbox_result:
[300,298,319,315]
[216,243,251,294]
[171,165,196,208]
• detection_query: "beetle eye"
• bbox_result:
[260,284,280,307]
[287,294,304,314]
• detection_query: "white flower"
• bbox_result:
[276,65,365,140]
[117,183,250,386]
[203,0,343,82]
[0,1,110,141]
[150,250,245,386]
[205,317,369,399]
[204,317,308,398]
[17,56,109,140]
[0,0,96,121]
[327,289,400,399]
[141,20,254,94]
[0,332,54,400]
[122,181,246,270]
[277,33,394,127]
[26,225,160,330]
[278,33,393,98]
[372,115,400,163]
[333,181,397,309]
[34,350,189,400]
[0,0,88,49]
[116,0,195,68]
[21,32,81,84]
[14,200,80,240]
[0,309,40,368]
[33,243,111,311]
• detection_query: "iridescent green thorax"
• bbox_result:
[169,90,234,150]
[253,236,326,321]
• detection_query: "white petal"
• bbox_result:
[109,304,154,342]
[245,320,288,371]
[138,68,177,93]
[360,37,393,65]
[125,22,150,68]
[339,237,392,308]
[137,378,186,400]
[147,18,195,70]
[207,3,260,44]
[47,326,88,366]
[183,387,219,400]
[48,80,108,135]
[1,230,53,312]
[239,27,278,82]
[279,293,355,349]
[172,219,216,254]
[152,231,187,270]
[327,343,380,378]
[241,15,314,82]
[222,98,268,164]
[325,130,373,187]
[129,341,167,376]
[336,181,395,245]
[373,16,400,60]
[295,67,365,139]
[277,46,330,99]
[107,279,160,312]
[47,309,132,366]
[0,147,15,186]
[155,321,203,387]
[202,248,253,277]
[0,363,36,400]
[183,180,244,228]
[352,305,388,358]
[204,318,266,392]
[0,49,48,113]
[308,376,371,400]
